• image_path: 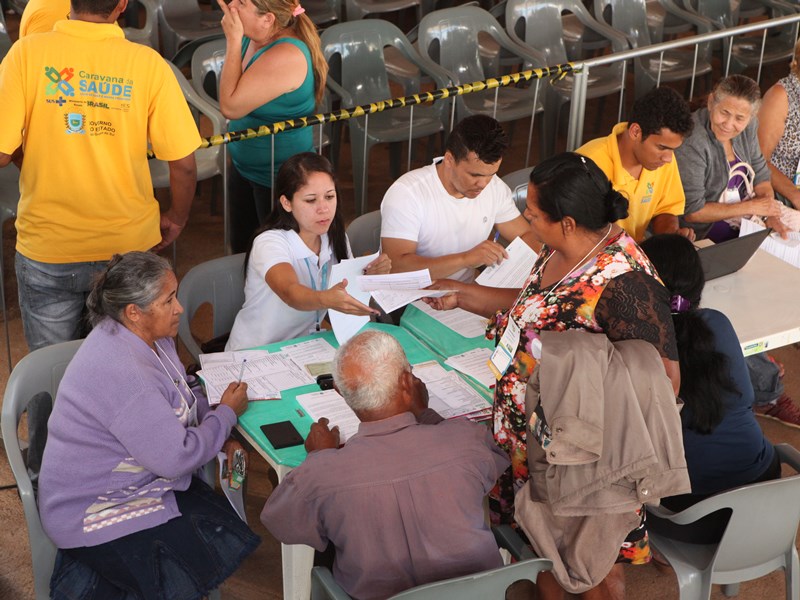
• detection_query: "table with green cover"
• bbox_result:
[236,322,458,472]
[399,302,494,360]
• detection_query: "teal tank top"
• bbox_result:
[229,37,316,188]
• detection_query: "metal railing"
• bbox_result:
[565,11,800,150]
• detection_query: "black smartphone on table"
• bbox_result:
[260,421,304,450]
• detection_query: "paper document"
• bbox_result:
[371,288,455,314]
[359,269,431,291]
[411,300,488,338]
[740,217,800,268]
[296,389,361,442]
[200,353,314,404]
[327,253,379,344]
[199,349,271,370]
[411,361,490,420]
[445,348,495,388]
[475,237,537,288]
[282,338,336,374]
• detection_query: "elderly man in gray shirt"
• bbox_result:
[261,330,509,600]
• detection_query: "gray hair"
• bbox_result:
[710,74,762,113]
[332,330,410,413]
[86,252,173,326]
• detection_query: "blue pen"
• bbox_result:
[493,231,500,243]
[237,359,247,383]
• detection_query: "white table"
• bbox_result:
[701,249,800,356]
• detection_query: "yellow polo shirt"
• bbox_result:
[19,0,70,38]
[0,20,201,263]
[578,122,685,242]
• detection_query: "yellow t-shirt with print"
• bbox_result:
[19,0,70,38]
[0,20,201,263]
[578,122,686,243]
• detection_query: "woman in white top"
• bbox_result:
[227,152,390,350]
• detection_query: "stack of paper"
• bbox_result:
[281,338,336,377]
[411,300,488,338]
[444,347,495,389]
[412,361,492,421]
[327,252,380,344]
[475,236,538,288]
[740,217,800,268]
[360,269,454,313]
[199,352,314,405]
[296,389,361,442]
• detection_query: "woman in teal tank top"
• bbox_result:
[218,0,328,252]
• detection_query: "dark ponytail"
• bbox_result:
[640,234,739,433]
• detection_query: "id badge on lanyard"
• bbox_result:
[794,156,800,189]
[488,318,521,380]
[304,258,329,334]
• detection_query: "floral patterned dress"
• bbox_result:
[488,230,677,562]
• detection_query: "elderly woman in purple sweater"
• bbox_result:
[38,252,259,600]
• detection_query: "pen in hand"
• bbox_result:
[493,231,501,244]
[237,359,247,384]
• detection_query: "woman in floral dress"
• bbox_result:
[426,153,679,599]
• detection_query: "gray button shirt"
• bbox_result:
[261,410,510,600]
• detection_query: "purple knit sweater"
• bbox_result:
[38,318,237,548]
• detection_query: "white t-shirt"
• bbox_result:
[380,159,520,282]
[226,229,351,350]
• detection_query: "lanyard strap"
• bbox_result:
[304,257,329,330]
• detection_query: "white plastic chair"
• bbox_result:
[648,443,800,599]
[416,6,547,139]
[501,166,532,213]
[0,162,20,372]
[311,557,553,599]
[159,0,224,60]
[177,253,246,363]
[346,210,382,257]
[1,340,83,600]
[122,0,160,49]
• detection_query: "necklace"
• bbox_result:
[152,342,199,425]
[539,223,614,304]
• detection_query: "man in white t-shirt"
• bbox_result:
[380,115,532,283]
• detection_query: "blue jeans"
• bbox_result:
[15,253,108,352]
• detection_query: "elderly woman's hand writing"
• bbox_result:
[220,382,248,417]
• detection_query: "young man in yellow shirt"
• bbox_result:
[578,87,695,242]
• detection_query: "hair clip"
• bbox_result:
[670,294,691,313]
[292,3,305,16]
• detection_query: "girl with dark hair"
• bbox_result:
[226,152,390,350]
[641,234,779,544]
[426,152,679,599]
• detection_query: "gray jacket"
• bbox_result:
[515,330,690,593]
[675,107,770,239]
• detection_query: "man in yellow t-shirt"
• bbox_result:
[578,87,695,242]
[0,0,201,352]
[19,0,71,37]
